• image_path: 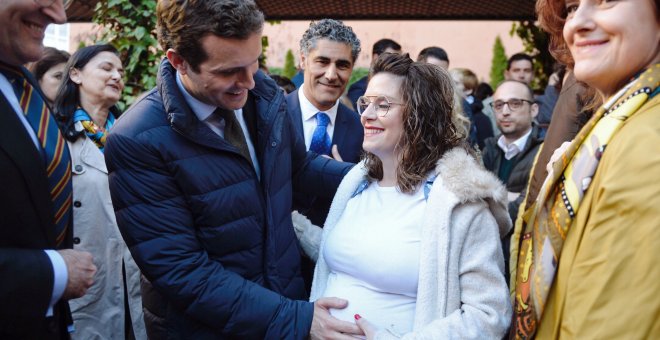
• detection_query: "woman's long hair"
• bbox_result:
[364,53,468,193]
[53,44,122,142]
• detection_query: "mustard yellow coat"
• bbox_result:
[535,95,660,338]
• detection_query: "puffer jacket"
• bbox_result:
[105,59,351,339]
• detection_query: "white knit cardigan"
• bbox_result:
[301,147,512,339]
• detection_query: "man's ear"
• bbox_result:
[299,52,307,70]
[530,102,539,119]
[167,49,188,75]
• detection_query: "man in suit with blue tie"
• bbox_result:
[0,1,96,338]
[288,19,364,228]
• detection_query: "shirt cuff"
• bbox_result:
[44,250,68,317]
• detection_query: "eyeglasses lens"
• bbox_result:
[493,99,524,112]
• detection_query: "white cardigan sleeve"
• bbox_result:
[291,211,323,262]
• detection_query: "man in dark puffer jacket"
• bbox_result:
[104,1,361,338]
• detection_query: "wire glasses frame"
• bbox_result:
[490,98,534,113]
[356,95,404,117]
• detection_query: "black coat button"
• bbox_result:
[73,201,82,208]
[73,237,81,244]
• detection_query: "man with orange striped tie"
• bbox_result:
[0,0,96,339]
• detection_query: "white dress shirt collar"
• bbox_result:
[176,72,216,122]
[298,85,339,124]
[497,128,532,160]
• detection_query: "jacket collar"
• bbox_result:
[432,147,511,237]
[517,124,544,159]
[157,59,281,150]
[157,58,215,145]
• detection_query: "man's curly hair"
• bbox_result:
[299,19,361,62]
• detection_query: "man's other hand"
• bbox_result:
[310,297,363,339]
[58,249,97,300]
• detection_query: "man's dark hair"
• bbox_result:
[416,46,449,64]
[372,38,401,56]
[474,82,494,102]
[507,53,533,70]
[269,74,296,94]
[157,0,264,72]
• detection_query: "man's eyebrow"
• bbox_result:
[209,57,260,74]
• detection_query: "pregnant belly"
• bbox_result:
[324,272,416,336]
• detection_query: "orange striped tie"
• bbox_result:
[0,64,72,247]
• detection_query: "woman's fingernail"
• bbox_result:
[354,314,361,320]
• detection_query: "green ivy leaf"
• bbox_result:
[134,27,146,40]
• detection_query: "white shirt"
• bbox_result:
[323,182,425,336]
[497,128,532,160]
[0,72,67,317]
[298,86,338,150]
[176,72,260,178]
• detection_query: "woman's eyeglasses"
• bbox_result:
[357,96,404,117]
[34,0,72,8]
[490,98,534,113]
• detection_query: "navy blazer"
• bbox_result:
[0,70,73,339]
[346,75,368,112]
[287,89,363,164]
[287,89,364,226]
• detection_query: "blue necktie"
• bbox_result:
[309,112,331,155]
[0,63,72,247]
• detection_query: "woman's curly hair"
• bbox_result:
[536,0,575,69]
[364,53,469,193]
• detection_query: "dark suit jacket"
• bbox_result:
[0,72,73,339]
[346,75,368,111]
[482,125,544,222]
[287,89,363,226]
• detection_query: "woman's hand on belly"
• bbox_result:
[355,314,379,340]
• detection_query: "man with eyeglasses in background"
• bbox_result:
[481,80,544,284]
[0,0,97,339]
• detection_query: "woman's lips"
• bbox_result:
[574,39,608,47]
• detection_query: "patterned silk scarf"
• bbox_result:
[73,107,115,152]
[511,64,660,339]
